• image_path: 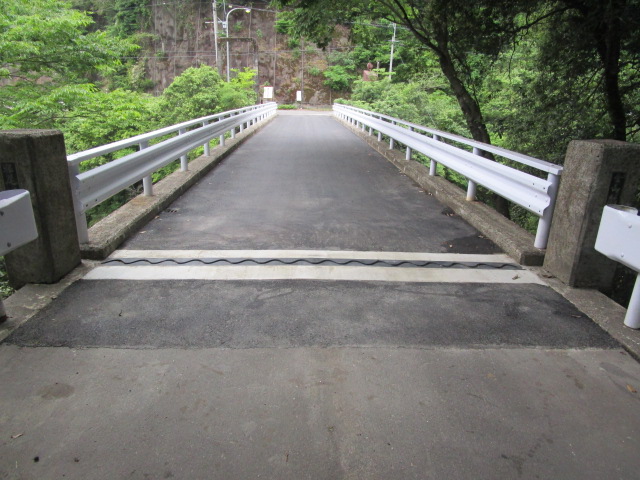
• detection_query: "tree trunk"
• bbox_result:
[436,47,511,218]
[437,50,492,145]
[595,0,626,141]
[602,63,626,141]
[566,0,627,140]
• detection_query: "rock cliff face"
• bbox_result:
[145,0,350,105]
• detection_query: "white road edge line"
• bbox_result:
[84,265,544,284]
[109,250,515,263]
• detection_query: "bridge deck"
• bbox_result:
[1,112,639,479]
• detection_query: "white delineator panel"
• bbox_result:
[0,189,38,256]
[595,205,640,328]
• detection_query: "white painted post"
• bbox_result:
[68,163,89,244]
[406,127,414,161]
[203,121,211,156]
[179,128,188,171]
[430,135,440,176]
[466,147,481,201]
[534,172,561,249]
[625,275,640,329]
[389,121,396,149]
[140,140,153,195]
[378,131,382,142]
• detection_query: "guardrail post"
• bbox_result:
[533,172,560,249]
[68,163,90,243]
[139,140,153,196]
[220,131,226,147]
[378,131,382,142]
[466,147,481,201]
[369,126,373,136]
[202,121,211,156]
[178,128,188,171]
[406,127,414,161]
[0,130,81,287]
[389,121,396,150]
[429,135,441,176]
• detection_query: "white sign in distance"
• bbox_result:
[296,90,302,102]
[263,86,273,99]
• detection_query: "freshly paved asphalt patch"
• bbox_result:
[6,279,618,349]
[122,115,498,253]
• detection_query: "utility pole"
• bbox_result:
[300,37,305,105]
[210,1,220,74]
[389,22,397,78]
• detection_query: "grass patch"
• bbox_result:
[0,257,14,300]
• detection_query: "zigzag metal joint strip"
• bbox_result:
[101,257,523,270]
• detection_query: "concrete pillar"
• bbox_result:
[543,140,640,288]
[0,130,81,288]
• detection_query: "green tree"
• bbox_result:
[0,0,137,128]
[64,89,157,157]
[156,66,258,124]
[323,51,358,91]
[111,0,150,37]
[155,65,225,124]
[538,0,639,141]
[219,68,258,110]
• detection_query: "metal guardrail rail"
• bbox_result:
[68,102,277,243]
[334,103,563,249]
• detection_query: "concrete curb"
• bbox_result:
[335,117,545,266]
[80,117,275,260]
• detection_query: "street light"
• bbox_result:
[222,6,251,82]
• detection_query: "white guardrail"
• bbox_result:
[334,103,563,249]
[68,102,277,243]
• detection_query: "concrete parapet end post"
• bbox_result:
[543,140,640,288]
[0,130,81,287]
